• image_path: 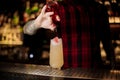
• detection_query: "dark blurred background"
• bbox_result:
[0,0,120,69]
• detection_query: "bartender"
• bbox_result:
[23,0,115,69]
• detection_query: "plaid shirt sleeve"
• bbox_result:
[57,3,112,69]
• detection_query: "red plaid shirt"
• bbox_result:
[56,2,113,69]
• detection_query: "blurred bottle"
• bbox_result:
[13,11,20,26]
[30,2,39,20]
[31,2,39,13]
[104,0,114,23]
[104,0,120,23]
[23,1,31,23]
[0,14,4,27]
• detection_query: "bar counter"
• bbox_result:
[0,62,120,80]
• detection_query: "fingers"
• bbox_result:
[56,15,60,21]
[41,5,54,16]
[41,5,47,14]
[41,5,54,14]
[46,12,54,17]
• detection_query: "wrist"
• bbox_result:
[33,20,40,30]
[28,20,40,35]
[24,20,39,35]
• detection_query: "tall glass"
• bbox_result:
[49,37,64,70]
[46,0,63,69]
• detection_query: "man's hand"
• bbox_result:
[34,5,60,31]
[23,5,60,35]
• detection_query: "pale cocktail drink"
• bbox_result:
[49,37,64,69]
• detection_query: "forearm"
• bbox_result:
[23,20,39,35]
